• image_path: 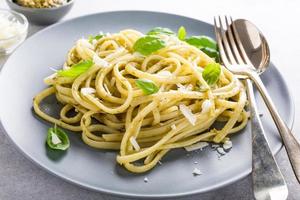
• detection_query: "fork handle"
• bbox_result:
[249,72,300,183]
[247,79,287,200]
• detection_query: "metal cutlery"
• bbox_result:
[214,16,288,200]
[214,16,300,184]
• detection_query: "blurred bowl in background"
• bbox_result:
[0,8,28,55]
[5,0,75,25]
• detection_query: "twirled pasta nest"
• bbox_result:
[33,29,248,173]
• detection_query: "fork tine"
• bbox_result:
[214,17,230,67]
[218,16,237,65]
[225,16,245,64]
[229,16,253,65]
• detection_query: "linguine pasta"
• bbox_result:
[33,29,248,173]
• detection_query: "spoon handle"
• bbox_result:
[247,79,288,200]
[249,72,300,183]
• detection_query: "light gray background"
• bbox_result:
[0,0,300,199]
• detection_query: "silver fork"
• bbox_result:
[214,16,288,200]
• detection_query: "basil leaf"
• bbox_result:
[133,36,166,56]
[58,60,94,78]
[47,125,70,151]
[177,26,186,41]
[88,34,104,43]
[202,63,221,85]
[201,47,220,61]
[147,27,175,36]
[185,36,217,50]
[135,79,159,95]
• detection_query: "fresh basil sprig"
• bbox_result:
[47,125,70,151]
[57,60,94,78]
[147,27,175,36]
[88,34,104,43]
[177,26,186,41]
[202,63,221,85]
[201,47,219,59]
[133,36,166,56]
[135,79,159,95]
[185,36,217,49]
[185,35,219,61]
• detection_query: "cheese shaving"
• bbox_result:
[49,67,58,72]
[93,54,109,68]
[157,70,172,77]
[177,83,193,92]
[223,140,232,150]
[201,100,212,113]
[144,177,149,183]
[179,104,196,125]
[171,124,177,130]
[184,142,209,152]
[130,136,140,151]
[78,39,94,49]
[192,168,202,176]
[43,73,57,85]
[51,133,62,145]
[81,87,96,96]
[217,147,226,155]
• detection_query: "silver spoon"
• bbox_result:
[225,19,288,200]
[233,19,300,160]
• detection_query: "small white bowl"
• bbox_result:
[0,9,28,55]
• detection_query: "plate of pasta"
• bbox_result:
[0,11,294,198]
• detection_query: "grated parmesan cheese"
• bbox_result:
[81,87,96,96]
[179,104,196,126]
[184,142,209,152]
[192,168,203,176]
[157,70,172,77]
[78,39,94,49]
[51,133,61,145]
[43,73,57,84]
[49,67,58,72]
[0,14,23,40]
[105,47,126,60]
[171,124,177,130]
[144,177,149,183]
[211,144,219,149]
[223,140,232,150]
[93,54,109,68]
[92,39,98,46]
[217,147,226,155]
[130,136,140,151]
[177,83,193,92]
[201,100,212,113]
[133,52,144,57]
[186,84,193,91]
[176,83,185,91]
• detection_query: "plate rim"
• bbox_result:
[0,10,295,199]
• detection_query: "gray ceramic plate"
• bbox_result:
[0,11,294,198]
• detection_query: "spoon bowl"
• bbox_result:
[233,19,270,74]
